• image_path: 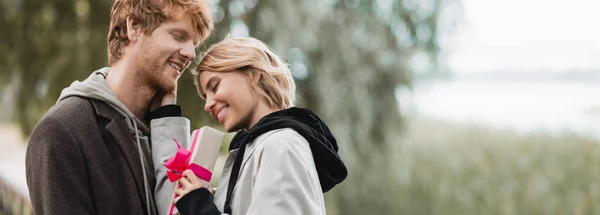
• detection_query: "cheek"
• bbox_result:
[162,36,181,51]
[147,35,173,55]
[239,89,258,110]
[139,43,160,61]
[215,85,241,107]
[211,88,229,107]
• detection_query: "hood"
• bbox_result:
[230,107,348,192]
[57,67,136,121]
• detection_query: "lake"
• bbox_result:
[397,80,600,138]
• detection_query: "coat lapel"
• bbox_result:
[90,99,146,204]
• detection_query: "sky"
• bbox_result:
[446,0,600,73]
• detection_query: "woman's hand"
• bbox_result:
[173,170,211,204]
[150,85,178,112]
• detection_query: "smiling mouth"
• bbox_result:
[168,61,182,74]
[216,106,228,123]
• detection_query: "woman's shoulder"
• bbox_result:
[255,128,305,143]
[253,128,310,153]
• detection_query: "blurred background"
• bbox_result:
[1,0,600,214]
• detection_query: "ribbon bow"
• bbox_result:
[164,138,212,182]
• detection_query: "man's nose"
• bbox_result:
[180,42,195,62]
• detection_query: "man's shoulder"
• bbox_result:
[37,96,98,130]
[47,96,94,118]
[28,97,99,150]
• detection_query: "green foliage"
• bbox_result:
[0,0,459,214]
[0,0,112,132]
[376,116,600,215]
[0,0,458,134]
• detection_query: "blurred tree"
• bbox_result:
[0,0,460,213]
[0,0,219,132]
[213,0,461,214]
[0,0,113,132]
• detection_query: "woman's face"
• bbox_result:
[199,70,260,132]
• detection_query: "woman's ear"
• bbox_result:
[247,69,262,84]
[245,70,263,96]
[126,17,141,42]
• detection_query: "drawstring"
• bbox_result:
[224,133,253,214]
[133,120,151,215]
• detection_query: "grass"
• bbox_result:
[327,116,600,215]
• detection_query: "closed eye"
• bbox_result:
[212,82,220,92]
[172,32,183,41]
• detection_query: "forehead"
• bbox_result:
[199,70,253,97]
[199,70,218,86]
[199,70,246,88]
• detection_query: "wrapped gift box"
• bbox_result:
[167,126,224,215]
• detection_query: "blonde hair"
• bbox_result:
[193,37,296,109]
[107,0,213,65]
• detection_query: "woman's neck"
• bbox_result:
[246,102,280,131]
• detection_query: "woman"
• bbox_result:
[173,37,347,215]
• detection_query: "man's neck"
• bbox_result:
[106,61,156,120]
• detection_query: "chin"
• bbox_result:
[158,81,176,93]
[223,123,238,133]
[224,120,246,133]
[224,127,236,133]
[156,72,177,90]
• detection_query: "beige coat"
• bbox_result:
[213,128,326,215]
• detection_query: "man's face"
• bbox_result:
[131,17,200,93]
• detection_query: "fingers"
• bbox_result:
[174,185,187,197]
[183,170,202,184]
[178,177,192,191]
[173,194,182,204]
[161,87,177,105]
[173,170,207,202]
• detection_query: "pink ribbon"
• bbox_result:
[164,138,213,183]
[165,134,213,215]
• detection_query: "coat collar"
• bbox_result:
[90,99,147,207]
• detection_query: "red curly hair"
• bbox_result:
[107,0,213,65]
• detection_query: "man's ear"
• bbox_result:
[126,17,141,42]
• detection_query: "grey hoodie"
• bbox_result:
[58,67,189,215]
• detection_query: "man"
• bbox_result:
[25,0,213,214]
